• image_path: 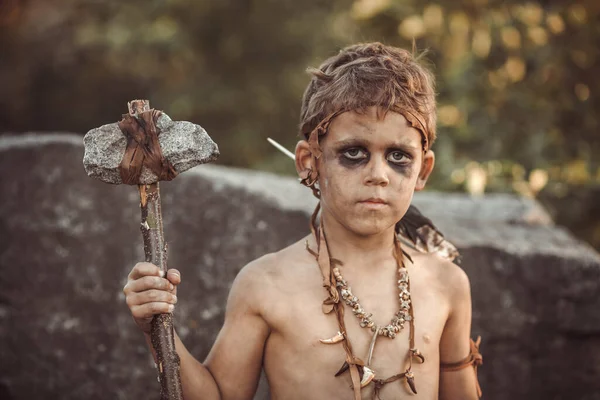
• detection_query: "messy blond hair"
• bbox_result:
[299,42,437,148]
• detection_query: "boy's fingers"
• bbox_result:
[166,269,181,285]
[126,290,177,307]
[124,276,174,295]
[128,262,162,280]
[131,303,175,319]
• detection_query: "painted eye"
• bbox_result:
[387,151,409,164]
[343,148,368,160]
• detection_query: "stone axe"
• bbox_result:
[83,99,219,400]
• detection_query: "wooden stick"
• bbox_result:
[132,100,184,400]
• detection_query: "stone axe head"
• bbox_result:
[83,100,219,185]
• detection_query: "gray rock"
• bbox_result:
[1,133,599,400]
[82,113,219,185]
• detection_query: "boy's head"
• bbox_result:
[299,42,436,151]
[295,43,437,236]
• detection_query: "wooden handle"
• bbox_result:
[133,100,184,400]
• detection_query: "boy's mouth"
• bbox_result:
[358,198,388,208]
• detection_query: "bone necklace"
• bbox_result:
[312,213,424,399]
[333,263,412,339]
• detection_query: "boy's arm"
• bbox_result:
[143,331,222,399]
[438,265,481,400]
[202,260,271,400]
[133,259,271,400]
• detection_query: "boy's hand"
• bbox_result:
[123,262,180,334]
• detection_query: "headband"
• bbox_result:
[306,108,430,158]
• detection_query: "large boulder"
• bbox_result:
[0,133,599,400]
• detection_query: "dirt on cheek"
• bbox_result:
[321,174,351,210]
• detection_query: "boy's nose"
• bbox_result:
[364,157,389,186]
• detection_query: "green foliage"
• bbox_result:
[0,0,598,247]
[341,0,599,193]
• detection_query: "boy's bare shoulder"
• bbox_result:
[408,246,471,299]
[232,236,317,294]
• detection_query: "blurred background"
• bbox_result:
[1,2,600,400]
[0,0,598,248]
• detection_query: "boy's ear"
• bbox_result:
[415,150,435,191]
[295,140,315,179]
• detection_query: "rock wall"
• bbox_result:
[1,134,599,400]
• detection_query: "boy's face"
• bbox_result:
[303,106,434,237]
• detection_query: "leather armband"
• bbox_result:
[440,336,483,398]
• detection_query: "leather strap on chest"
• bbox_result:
[317,217,363,400]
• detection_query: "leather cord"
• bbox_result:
[118,109,177,184]
[440,336,483,397]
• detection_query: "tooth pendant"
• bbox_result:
[360,366,376,388]
[405,370,417,394]
[334,361,350,377]
[411,348,425,363]
[319,331,345,344]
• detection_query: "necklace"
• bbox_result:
[333,264,412,339]
[308,202,423,398]
[313,226,424,397]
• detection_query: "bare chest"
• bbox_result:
[262,265,449,399]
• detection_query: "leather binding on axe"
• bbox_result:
[118,109,178,185]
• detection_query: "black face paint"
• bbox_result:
[385,149,415,176]
[337,146,369,168]
[334,143,417,177]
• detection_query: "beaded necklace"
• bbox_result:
[309,204,424,400]
[334,263,411,339]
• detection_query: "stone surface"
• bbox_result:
[83,113,219,185]
[1,133,600,400]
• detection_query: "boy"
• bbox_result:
[123,42,482,399]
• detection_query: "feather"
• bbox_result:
[396,204,460,262]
